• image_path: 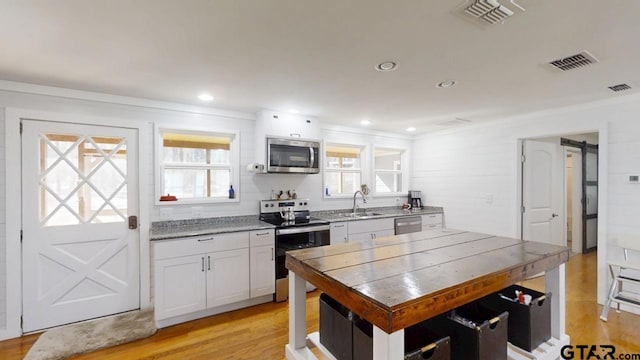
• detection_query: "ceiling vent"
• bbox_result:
[436,118,473,127]
[548,51,599,72]
[608,83,632,92]
[463,0,521,24]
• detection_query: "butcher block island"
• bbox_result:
[285,228,571,360]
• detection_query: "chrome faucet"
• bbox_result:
[353,190,367,214]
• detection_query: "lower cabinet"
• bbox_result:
[206,248,250,308]
[329,222,348,244]
[347,218,395,243]
[154,255,208,319]
[154,229,275,322]
[250,244,275,298]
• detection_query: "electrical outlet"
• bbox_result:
[159,208,172,220]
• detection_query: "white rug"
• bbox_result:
[24,309,157,360]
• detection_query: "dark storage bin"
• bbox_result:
[320,294,451,360]
[404,320,451,360]
[478,284,551,352]
[427,304,508,360]
[320,293,353,360]
[352,316,372,360]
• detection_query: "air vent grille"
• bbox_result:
[464,0,514,24]
[548,51,599,71]
[608,84,632,92]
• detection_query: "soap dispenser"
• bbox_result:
[228,185,235,199]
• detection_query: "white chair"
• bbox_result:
[600,235,640,321]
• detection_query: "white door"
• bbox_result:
[522,140,564,245]
[250,245,275,298]
[206,249,249,308]
[22,120,140,332]
[154,255,206,320]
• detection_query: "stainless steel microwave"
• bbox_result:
[267,137,320,174]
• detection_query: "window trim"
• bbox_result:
[372,146,409,196]
[323,142,366,198]
[155,127,240,205]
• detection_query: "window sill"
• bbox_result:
[322,193,356,199]
[155,197,240,206]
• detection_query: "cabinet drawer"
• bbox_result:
[250,229,274,247]
[347,218,394,234]
[422,223,442,231]
[154,232,249,260]
[422,213,443,225]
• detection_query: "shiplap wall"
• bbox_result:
[0,109,5,330]
[0,88,410,336]
[412,97,640,305]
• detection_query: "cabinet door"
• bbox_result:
[206,248,250,308]
[330,223,348,244]
[250,245,275,298]
[154,255,207,320]
[348,232,375,243]
[373,229,395,239]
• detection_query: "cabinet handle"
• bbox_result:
[255,232,270,236]
[271,247,274,261]
[197,237,215,242]
[333,224,345,228]
[201,257,205,272]
[208,256,211,271]
[374,233,377,239]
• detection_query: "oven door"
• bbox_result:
[275,224,330,301]
[267,137,320,174]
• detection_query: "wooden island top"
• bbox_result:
[286,228,570,334]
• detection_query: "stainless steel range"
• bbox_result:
[259,199,330,302]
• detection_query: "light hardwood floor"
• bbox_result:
[1,251,638,359]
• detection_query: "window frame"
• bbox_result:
[155,127,240,205]
[372,146,409,196]
[323,142,366,198]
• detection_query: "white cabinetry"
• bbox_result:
[249,230,275,298]
[154,255,207,319]
[154,229,275,323]
[206,248,250,308]
[330,223,348,244]
[347,218,395,243]
[421,213,443,231]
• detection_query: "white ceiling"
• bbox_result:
[1,0,639,134]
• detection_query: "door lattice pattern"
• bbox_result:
[40,133,128,226]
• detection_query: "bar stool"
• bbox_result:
[600,235,640,321]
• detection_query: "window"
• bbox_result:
[324,144,363,196]
[374,147,404,193]
[160,130,237,201]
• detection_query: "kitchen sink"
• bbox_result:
[336,211,383,218]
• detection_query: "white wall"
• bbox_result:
[0,84,412,337]
[412,96,640,307]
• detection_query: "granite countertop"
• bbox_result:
[311,206,444,223]
[150,206,444,240]
[150,215,275,241]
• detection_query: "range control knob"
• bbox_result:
[304,202,308,205]
[264,204,269,207]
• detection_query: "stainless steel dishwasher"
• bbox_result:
[394,216,422,235]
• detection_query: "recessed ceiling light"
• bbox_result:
[360,120,371,125]
[198,94,214,101]
[406,127,416,132]
[375,61,398,72]
[289,109,300,114]
[436,80,456,88]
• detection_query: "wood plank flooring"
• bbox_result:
[1,251,638,359]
